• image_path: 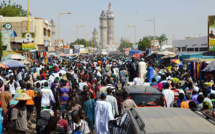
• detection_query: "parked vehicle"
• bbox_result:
[123,85,166,107]
[109,107,215,134]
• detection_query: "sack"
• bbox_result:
[36,111,52,134]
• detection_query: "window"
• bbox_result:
[177,47,181,51]
[200,47,208,51]
[182,47,186,51]
[187,48,194,51]
[44,28,46,36]
[48,30,51,37]
[195,48,198,51]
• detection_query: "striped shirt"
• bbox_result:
[58,86,72,104]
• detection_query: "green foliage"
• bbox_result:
[70,39,95,48]
[158,34,168,46]
[138,37,151,51]
[118,41,132,52]
[0,31,3,61]
[0,0,31,17]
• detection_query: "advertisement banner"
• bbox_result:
[22,33,35,50]
[208,16,215,51]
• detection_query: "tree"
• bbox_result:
[118,41,132,52]
[0,31,3,61]
[158,34,168,46]
[70,39,95,48]
[138,37,151,51]
[0,0,30,17]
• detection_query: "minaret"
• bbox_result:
[100,10,107,49]
[92,28,98,46]
[107,3,114,45]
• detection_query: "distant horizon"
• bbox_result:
[3,0,214,45]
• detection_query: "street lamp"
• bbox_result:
[144,17,156,40]
[58,12,71,42]
[76,25,85,45]
[127,25,136,45]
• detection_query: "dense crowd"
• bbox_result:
[0,53,215,134]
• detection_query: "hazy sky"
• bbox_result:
[6,0,215,44]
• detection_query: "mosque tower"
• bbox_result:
[107,3,114,45]
[92,28,98,45]
[99,10,107,49]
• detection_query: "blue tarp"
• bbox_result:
[129,50,143,55]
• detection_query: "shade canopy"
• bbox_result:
[157,51,175,56]
[2,60,25,67]
[3,54,26,61]
[202,60,215,72]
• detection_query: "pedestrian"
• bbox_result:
[84,91,95,131]
[57,77,72,116]
[25,83,34,121]
[10,92,34,133]
[44,117,65,134]
[68,110,90,134]
[34,82,41,120]
[55,108,68,134]
[95,93,114,134]
[40,82,56,109]
[122,92,137,113]
[162,83,174,107]
[106,87,119,117]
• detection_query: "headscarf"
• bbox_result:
[203,101,213,110]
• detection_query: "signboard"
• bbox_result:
[22,33,35,50]
[132,44,138,49]
[73,45,80,53]
[208,15,215,51]
[3,23,12,30]
[151,40,159,47]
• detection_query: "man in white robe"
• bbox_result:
[95,93,114,134]
[138,59,147,83]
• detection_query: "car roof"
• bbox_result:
[130,107,215,134]
[124,85,161,94]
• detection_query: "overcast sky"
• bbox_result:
[6,0,215,44]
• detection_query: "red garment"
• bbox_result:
[40,73,47,80]
[57,118,68,131]
[173,89,179,101]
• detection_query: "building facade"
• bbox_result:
[92,28,98,45]
[172,36,208,54]
[0,17,55,51]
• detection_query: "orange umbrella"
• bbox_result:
[133,53,144,59]
[0,63,8,69]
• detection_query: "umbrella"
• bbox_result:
[161,54,176,59]
[0,63,8,69]
[202,60,215,72]
[2,60,25,67]
[171,59,181,64]
[19,61,31,64]
[3,54,26,61]
[133,53,143,59]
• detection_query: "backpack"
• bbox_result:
[36,111,52,134]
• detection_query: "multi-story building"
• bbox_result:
[0,17,55,50]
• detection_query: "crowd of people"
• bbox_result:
[0,53,214,134]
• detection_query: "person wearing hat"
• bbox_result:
[10,92,34,133]
[95,93,114,134]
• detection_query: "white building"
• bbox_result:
[172,36,208,54]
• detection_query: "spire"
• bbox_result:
[109,3,112,8]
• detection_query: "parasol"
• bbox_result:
[3,54,26,61]
[2,60,25,67]
[171,59,181,64]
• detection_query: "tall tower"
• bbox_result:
[100,10,107,49]
[92,28,98,46]
[107,3,114,45]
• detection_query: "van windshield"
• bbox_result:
[130,94,164,106]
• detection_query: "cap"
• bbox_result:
[100,93,107,97]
